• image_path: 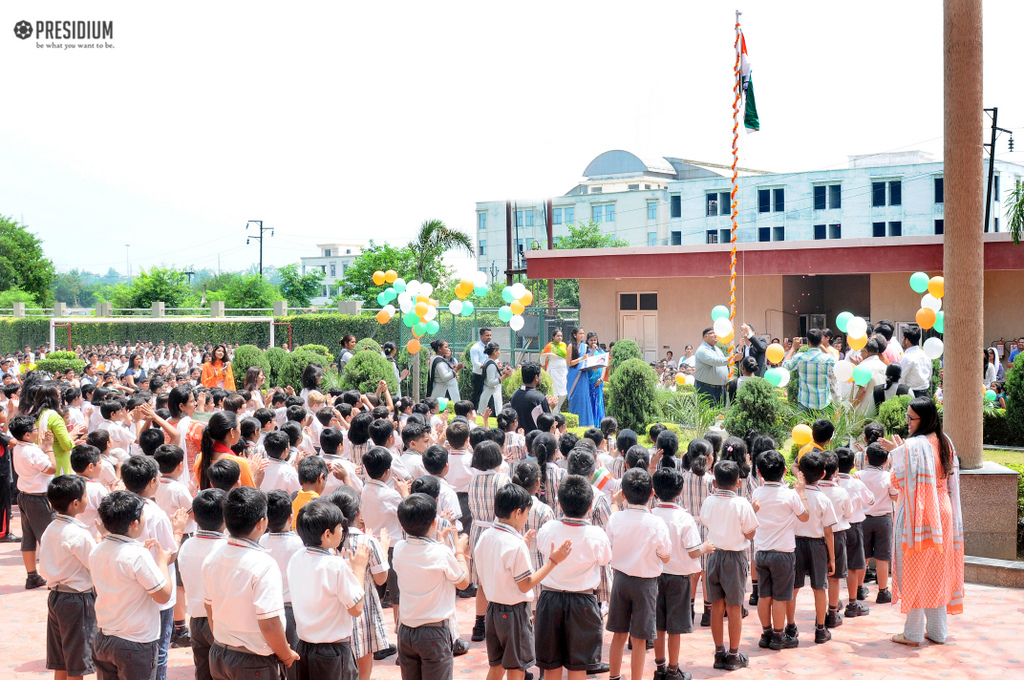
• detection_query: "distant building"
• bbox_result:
[300,243,364,305]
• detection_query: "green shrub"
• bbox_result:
[277,350,325,391]
[354,338,382,354]
[877,395,912,438]
[457,343,475,403]
[562,412,580,429]
[231,345,271,386]
[1006,360,1024,445]
[610,339,642,371]
[502,367,553,401]
[638,422,684,449]
[1006,463,1024,555]
[983,409,1020,446]
[264,347,288,387]
[298,344,333,359]
[340,350,398,395]
[608,358,659,432]
[722,377,788,442]
[35,350,85,376]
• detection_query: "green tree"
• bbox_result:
[109,267,192,309]
[550,220,629,307]
[0,215,55,304]
[411,219,473,282]
[0,287,35,308]
[208,274,283,311]
[341,241,453,304]
[278,263,325,307]
[1007,178,1024,245]
[53,270,97,307]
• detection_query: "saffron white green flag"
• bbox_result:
[740,32,759,132]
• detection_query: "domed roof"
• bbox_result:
[582,150,677,179]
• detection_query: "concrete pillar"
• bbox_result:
[337,300,362,316]
[53,302,67,317]
[151,301,165,318]
[95,302,109,317]
[273,300,288,317]
[12,302,25,318]
[210,301,225,318]
[944,0,984,469]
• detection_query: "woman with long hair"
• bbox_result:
[565,327,595,426]
[880,397,964,646]
[382,341,409,399]
[337,334,357,375]
[200,344,235,391]
[242,366,266,409]
[427,339,461,402]
[168,385,206,488]
[541,328,569,412]
[194,411,260,489]
[122,352,146,392]
[586,332,607,426]
[23,383,81,475]
[300,362,324,411]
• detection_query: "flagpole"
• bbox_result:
[728,10,742,377]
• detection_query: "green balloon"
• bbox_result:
[910,271,930,294]
[403,314,417,328]
[501,287,515,303]
[384,288,397,301]
[934,311,944,334]
[413,322,427,336]
[764,367,783,387]
[438,397,449,411]
[985,389,997,402]
[474,285,489,297]
[376,292,388,306]
[852,364,873,387]
[711,305,730,321]
[498,306,513,323]
[836,311,853,333]
[426,320,440,335]
[461,301,475,317]
[393,279,406,293]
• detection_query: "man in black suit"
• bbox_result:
[739,323,768,376]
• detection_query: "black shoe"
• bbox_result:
[785,623,798,639]
[653,669,666,680]
[713,651,727,670]
[845,602,870,618]
[690,604,696,622]
[758,631,773,648]
[741,606,749,618]
[857,585,869,601]
[723,652,748,671]
[700,611,711,627]
[825,611,843,629]
[1,533,20,543]
[769,633,800,650]
[380,593,393,609]
[749,590,759,606]
[25,573,45,589]
[876,588,892,604]
[373,644,397,660]
[170,627,191,648]
[814,626,832,644]
[864,569,877,583]
[586,663,609,674]
[471,623,486,642]
[452,639,469,656]
[525,672,534,680]
[665,669,692,680]
[646,639,654,650]
[457,584,478,599]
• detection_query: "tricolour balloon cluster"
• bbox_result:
[371,270,442,355]
[499,283,534,332]
[450,271,489,319]
[763,342,790,388]
[710,305,734,343]
[909,272,945,333]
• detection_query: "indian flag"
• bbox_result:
[740,32,759,132]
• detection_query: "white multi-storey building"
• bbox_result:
[300,242,365,305]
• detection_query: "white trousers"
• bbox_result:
[904,607,947,643]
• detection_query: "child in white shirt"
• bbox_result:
[792,451,839,645]
[259,489,305,674]
[69,444,110,537]
[10,415,56,588]
[835,447,875,614]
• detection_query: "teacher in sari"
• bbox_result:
[566,328,596,426]
[585,332,606,425]
[541,329,568,413]
[880,397,964,647]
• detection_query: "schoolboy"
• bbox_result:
[208,458,242,491]
[69,444,109,535]
[10,415,57,589]
[400,421,430,480]
[751,450,809,651]
[792,451,838,644]
[819,451,854,627]
[444,419,474,535]
[422,444,464,532]
[97,399,138,452]
[293,455,329,517]
[288,500,368,680]
[361,446,410,622]
[859,443,898,604]
[392,493,472,680]
[84,430,119,490]
[204,486,299,678]
[475,484,572,680]
[797,419,834,462]
[153,444,195,646]
[39,475,98,680]
[90,491,174,680]
[651,468,711,680]
[255,489,304,678]
[605,468,672,680]
[177,489,228,680]
[139,428,166,457]
[700,460,759,671]
[261,431,300,495]
[321,427,361,494]
[835,447,874,609]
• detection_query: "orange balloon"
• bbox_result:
[461,278,474,290]
[416,295,430,304]
[372,271,386,286]
[428,298,439,308]
[520,290,534,306]
[406,339,421,354]
[376,310,390,324]
[792,423,812,446]
[766,343,785,364]
[456,285,469,300]
[510,301,525,315]
[675,373,686,385]
[928,276,944,299]
[848,334,867,350]
[413,302,429,318]
[384,270,398,283]
[916,307,936,329]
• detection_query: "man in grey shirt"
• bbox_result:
[694,326,729,403]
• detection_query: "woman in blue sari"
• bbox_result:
[566,327,595,426]
[586,332,607,425]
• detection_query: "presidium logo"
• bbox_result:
[13,21,31,39]
[13,20,114,47]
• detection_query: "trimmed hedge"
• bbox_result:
[877,395,912,438]
[722,377,788,443]
[340,350,398,395]
[983,409,1022,447]
[231,345,271,387]
[35,350,85,376]
[298,344,333,358]
[278,350,325,393]
[608,358,659,432]
[354,338,382,353]
[1006,359,1024,445]
[502,367,554,402]
[264,347,288,387]
[610,339,642,371]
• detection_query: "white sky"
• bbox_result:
[2,1,1022,278]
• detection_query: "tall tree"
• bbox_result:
[278,263,325,307]
[340,241,453,304]
[412,219,473,282]
[549,220,629,307]
[109,267,192,309]
[1007,179,1024,245]
[53,270,96,306]
[0,215,55,304]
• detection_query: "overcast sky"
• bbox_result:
[2,1,1022,278]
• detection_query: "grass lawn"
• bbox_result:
[983,448,1024,466]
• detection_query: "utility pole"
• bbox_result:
[983,107,1013,232]
[546,199,555,308]
[246,220,274,278]
[183,268,195,285]
[505,201,513,285]
[124,244,130,280]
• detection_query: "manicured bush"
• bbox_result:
[298,344,333,360]
[877,395,912,439]
[277,350,325,392]
[354,338,382,354]
[1006,463,1024,555]
[502,367,553,401]
[722,377,788,442]
[638,422,684,449]
[231,345,271,386]
[983,409,1018,446]
[264,347,288,387]
[340,349,398,395]
[457,343,475,403]
[35,350,85,376]
[610,339,642,371]
[608,358,659,433]
[1006,359,1024,445]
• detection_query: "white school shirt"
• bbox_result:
[287,546,364,643]
[260,458,301,495]
[652,503,704,576]
[155,477,195,535]
[13,442,53,493]
[89,406,105,432]
[274,406,288,428]
[177,530,226,618]
[859,467,897,516]
[98,419,136,450]
[446,449,474,493]
[360,480,404,538]
[818,480,852,531]
[837,473,874,524]
[699,490,759,552]
[322,453,363,494]
[606,505,672,578]
[98,454,119,489]
[400,451,429,480]
[258,531,305,604]
[140,499,177,611]
[90,534,167,643]
[432,475,464,532]
[203,536,286,656]
[39,514,97,592]
[793,486,838,539]
[752,482,806,552]
[80,479,109,535]
[537,517,611,592]
[392,536,465,627]
[470,341,487,375]
[68,405,87,430]
[474,521,534,605]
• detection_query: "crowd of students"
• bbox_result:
[0,343,927,680]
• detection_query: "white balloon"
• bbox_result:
[713,317,733,338]
[406,280,421,297]
[394,278,406,290]
[399,298,413,314]
[846,316,867,339]
[383,304,396,316]
[684,374,695,386]
[448,299,463,315]
[510,283,527,299]
[423,305,438,321]
[923,337,944,360]
[473,271,488,287]
[420,282,434,297]
[921,293,942,312]
[777,370,791,388]
[509,315,525,331]
[833,360,854,383]
[397,291,411,305]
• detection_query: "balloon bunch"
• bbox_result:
[498,283,534,332]
[710,305,735,343]
[451,271,489,320]
[371,270,441,355]
[763,342,790,388]
[910,272,944,332]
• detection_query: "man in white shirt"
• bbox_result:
[899,326,933,398]
[469,327,492,410]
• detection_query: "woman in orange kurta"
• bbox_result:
[200,344,235,391]
[880,396,964,647]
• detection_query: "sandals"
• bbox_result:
[925,635,946,645]
[891,633,921,647]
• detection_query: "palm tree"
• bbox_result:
[1007,179,1024,245]
[410,219,473,282]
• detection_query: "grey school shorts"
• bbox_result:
[755,551,795,601]
[93,631,159,680]
[189,617,215,680]
[17,491,54,551]
[485,601,535,671]
[830,529,848,580]
[46,589,97,677]
[398,621,453,680]
[606,570,658,640]
[795,536,829,591]
[656,573,693,634]
[706,549,749,607]
[846,522,866,571]
[534,590,602,671]
[208,642,282,680]
[861,514,893,562]
[296,639,356,680]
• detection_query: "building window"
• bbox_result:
[773,226,785,241]
[516,209,534,227]
[706,230,719,244]
[758,189,771,213]
[888,221,902,237]
[889,180,902,206]
[324,249,332,257]
[872,180,902,206]
[565,207,574,224]
[718,229,730,243]
[479,240,486,256]
[591,187,603,194]
[639,293,658,310]
[814,224,827,240]
[995,217,1000,232]
[592,205,603,223]
[648,232,657,246]
[605,204,615,222]
[934,177,944,204]
[829,224,842,239]
[516,210,522,227]
[873,221,886,237]
[872,182,886,207]
[707,193,719,216]
[994,174,1000,198]
[619,294,638,311]
[647,200,657,220]
[330,264,336,277]
[670,195,681,218]
[628,183,640,191]
[935,219,944,235]
[814,186,826,211]
[670,231,681,245]
[322,286,328,297]
[526,210,534,227]
[773,188,785,212]
[478,212,487,230]
[552,208,562,225]
[829,184,841,209]
[759,227,771,242]
[721,192,731,214]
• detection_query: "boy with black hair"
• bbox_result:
[153,444,195,646]
[475,484,572,680]
[422,444,463,532]
[361,446,410,623]
[97,399,137,453]
[655,430,680,470]
[535,412,556,435]
[859,443,898,604]
[204,486,300,678]
[453,399,477,421]
[752,450,809,651]
[271,392,289,427]
[11,414,56,589]
[392,493,472,680]
[139,428,166,457]
[611,430,638,479]
[84,430,119,490]
[208,458,242,491]
[90,491,174,680]
[370,418,411,485]
[252,407,277,441]
[652,468,712,680]
[700,460,759,671]
[835,447,874,608]
[294,456,329,516]
[567,449,613,531]
[819,450,854,627]
[582,427,604,451]
[445,419,474,540]
[288,500,369,680]
[280,421,302,462]
[792,451,838,644]
[259,489,304,678]
[321,427,361,494]
[177,488,228,680]
[39,475,98,680]
[797,419,835,462]
[647,424,667,460]
[261,430,300,495]
[606,468,672,680]
[400,420,430,480]
[69,444,109,535]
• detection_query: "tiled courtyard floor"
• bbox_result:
[3,509,1023,680]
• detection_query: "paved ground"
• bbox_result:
[3,509,1024,680]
